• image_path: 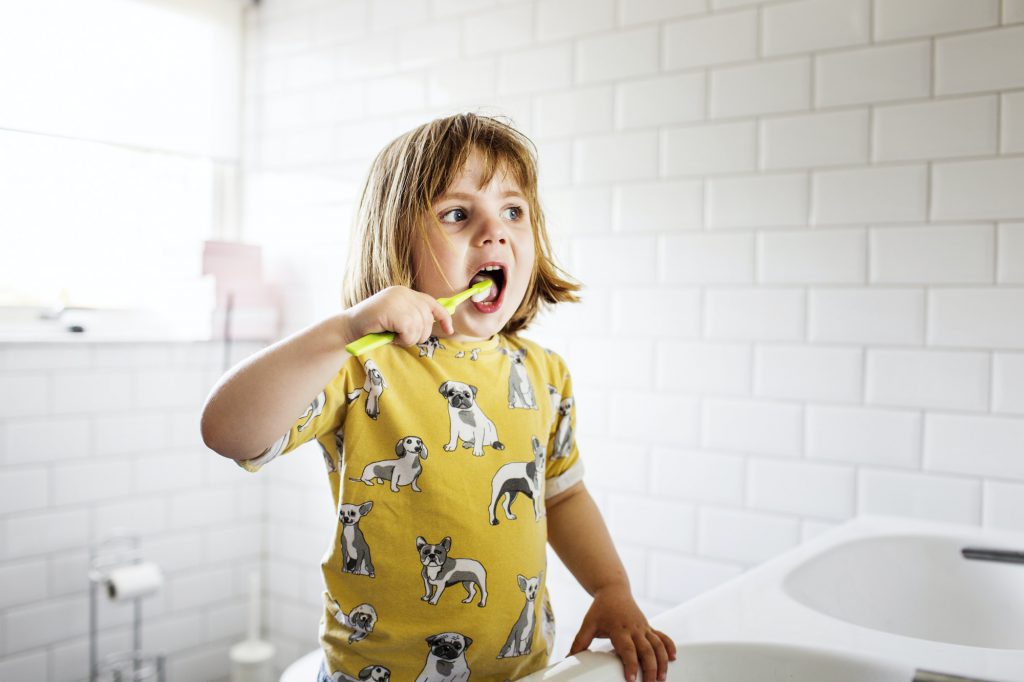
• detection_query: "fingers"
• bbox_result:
[656,629,677,661]
[610,630,639,682]
[425,295,454,336]
[644,629,670,681]
[568,622,596,657]
[615,628,672,682]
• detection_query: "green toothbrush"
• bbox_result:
[344,279,495,356]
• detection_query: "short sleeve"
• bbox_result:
[235,359,356,473]
[545,351,585,500]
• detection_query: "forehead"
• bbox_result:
[441,148,524,197]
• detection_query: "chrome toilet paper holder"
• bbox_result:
[88,530,167,682]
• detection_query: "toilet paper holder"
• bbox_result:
[88,530,167,682]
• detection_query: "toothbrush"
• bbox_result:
[344,279,494,356]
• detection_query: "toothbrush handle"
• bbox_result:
[344,295,463,357]
[345,331,396,357]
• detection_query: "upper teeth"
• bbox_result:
[480,265,501,271]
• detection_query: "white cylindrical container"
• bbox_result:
[105,561,163,601]
[229,571,275,682]
[230,640,276,682]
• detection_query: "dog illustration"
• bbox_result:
[488,436,545,525]
[417,336,445,358]
[324,591,377,644]
[414,632,472,682]
[297,390,327,431]
[497,572,543,659]
[349,436,427,492]
[552,396,574,460]
[416,536,488,607]
[339,501,375,577]
[455,350,465,358]
[438,380,504,456]
[331,666,391,682]
[500,348,538,409]
[470,349,480,361]
[358,359,387,420]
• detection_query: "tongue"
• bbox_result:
[470,274,500,302]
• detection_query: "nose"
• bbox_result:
[476,211,507,246]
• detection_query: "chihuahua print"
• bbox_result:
[497,572,543,659]
[339,501,375,578]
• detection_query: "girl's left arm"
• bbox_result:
[546,482,677,682]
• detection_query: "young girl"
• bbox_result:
[201,113,675,682]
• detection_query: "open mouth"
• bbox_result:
[468,264,507,313]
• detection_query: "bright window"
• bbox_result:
[0,0,244,337]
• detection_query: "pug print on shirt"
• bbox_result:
[235,333,584,681]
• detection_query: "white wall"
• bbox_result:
[242,0,1024,673]
[0,341,265,682]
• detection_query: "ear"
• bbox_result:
[469,385,477,397]
[359,501,373,515]
[441,536,452,551]
[463,635,473,649]
[396,439,405,457]
[517,575,527,591]
[416,536,426,550]
[438,381,450,396]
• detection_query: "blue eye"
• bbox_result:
[503,206,524,221]
[440,208,467,224]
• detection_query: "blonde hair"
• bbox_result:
[341,112,582,336]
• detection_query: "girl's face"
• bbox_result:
[412,148,536,342]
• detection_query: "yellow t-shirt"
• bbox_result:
[237,331,585,682]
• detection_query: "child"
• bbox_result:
[201,113,675,682]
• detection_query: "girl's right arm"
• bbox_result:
[200,286,453,462]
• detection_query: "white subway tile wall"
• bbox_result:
[0,342,269,682]
[6,0,1022,679]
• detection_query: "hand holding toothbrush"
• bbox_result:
[343,280,493,356]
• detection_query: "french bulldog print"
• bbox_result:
[360,359,387,420]
[552,396,574,460]
[417,336,445,358]
[331,666,391,682]
[501,348,537,409]
[324,591,378,644]
[497,572,543,659]
[438,381,504,456]
[349,436,427,492]
[488,436,545,525]
[414,632,473,682]
[416,536,488,607]
[298,390,327,431]
[339,501,375,577]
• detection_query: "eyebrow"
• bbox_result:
[440,190,525,201]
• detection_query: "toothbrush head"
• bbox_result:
[469,278,494,302]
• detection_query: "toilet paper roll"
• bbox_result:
[105,562,163,601]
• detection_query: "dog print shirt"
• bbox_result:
[236,331,584,682]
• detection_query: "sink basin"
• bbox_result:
[520,643,910,682]
[782,533,1024,649]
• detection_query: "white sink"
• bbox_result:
[520,642,910,682]
[519,516,1024,682]
[783,533,1024,649]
